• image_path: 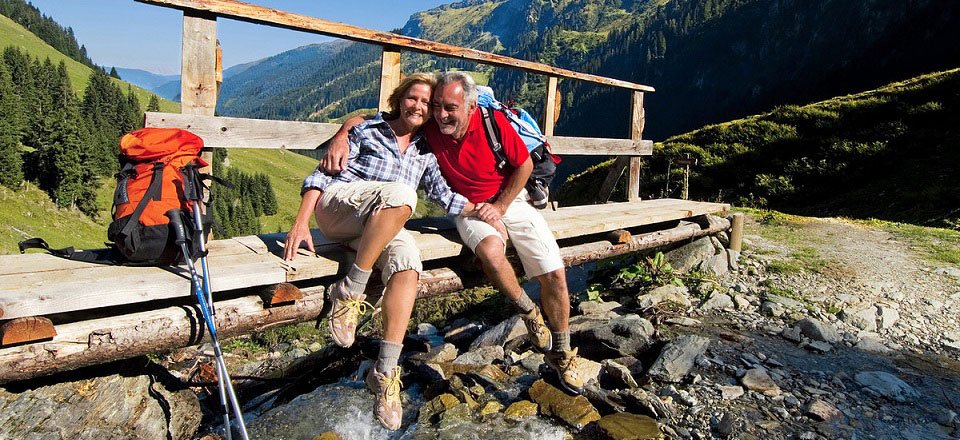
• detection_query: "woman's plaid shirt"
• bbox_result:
[302,113,467,215]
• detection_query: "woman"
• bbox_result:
[284,73,474,431]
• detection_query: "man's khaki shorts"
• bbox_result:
[455,189,563,278]
[314,181,421,284]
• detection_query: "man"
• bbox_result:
[325,72,585,394]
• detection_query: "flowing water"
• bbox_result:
[245,378,570,440]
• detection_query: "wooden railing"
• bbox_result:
[136,0,656,202]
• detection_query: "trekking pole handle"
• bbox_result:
[165,209,188,246]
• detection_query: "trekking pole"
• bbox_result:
[166,210,250,440]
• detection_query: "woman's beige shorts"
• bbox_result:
[315,181,421,284]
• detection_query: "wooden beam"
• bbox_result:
[628,91,645,201]
[729,213,745,252]
[181,10,218,178]
[137,0,654,93]
[145,112,651,155]
[0,317,56,347]
[597,157,630,203]
[543,76,558,136]
[378,49,402,112]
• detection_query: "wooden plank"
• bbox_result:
[0,317,56,347]
[137,0,655,93]
[378,49,401,112]
[145,112,340,150]
[543,76,558,136]
[0,200,727,319]
[0,253,284,320]
[145,112,651,155]
[628,91,645,202]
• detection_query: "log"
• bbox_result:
[0,291,326,384]
[260,283,304,307]
[0,317,56,347]
[138,0,655,92]
[597,157,630,204]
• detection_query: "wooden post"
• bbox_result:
[628,91,645,202]
[378,48,402,112]
[729,213,745,252]
[543,76,558,136]
[180,11,218,174]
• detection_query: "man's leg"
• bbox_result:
[499,194,584,394]
[458,217,551,352]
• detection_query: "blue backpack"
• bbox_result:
[477,86,560,209]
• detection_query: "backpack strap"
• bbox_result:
[119,161,165,237]
[479,107,509,171]
[18,238,121,264]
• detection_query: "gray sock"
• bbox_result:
[342,264,372,295]
[376,340,404,373]
[513,294,536,314]
[552,331,571,352]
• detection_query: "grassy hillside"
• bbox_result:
[559,68,960,228]
[0,14,178,113]
[1,149,319,254]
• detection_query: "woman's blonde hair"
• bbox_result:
[387,72,437,117]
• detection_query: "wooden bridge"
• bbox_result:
[0,0,733,384]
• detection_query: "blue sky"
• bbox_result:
[28,0,452,74]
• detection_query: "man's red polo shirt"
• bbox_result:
[424,109,530,203]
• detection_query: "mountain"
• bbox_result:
[559,68,960,227]
[113,67,178,90]
[216,0,960,165]
[113,67,181,101]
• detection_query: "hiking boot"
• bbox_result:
[544,347,585,395]
[365,366,404,431]
[521,306,552,352]
[327,277,372,348]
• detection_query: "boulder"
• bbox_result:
[841,306,879,332]
[700,293,735,311]
[597,413,663,440]
[579,300,623,316]
[575,314,656,359]
[741,368,781,396]
[702,254,730,277]
[795,317,841,344]
[854,371,919,403]
[647,335,710,383]
[665,238,717,273]
[453,345,505,367]
[637,285,692,309]
[764,294,806,311]
[528,379,601,430]
[805,399,841,422]
[469,315,526,350]
[503,400,538,421]
[877,305,900,329]
[0,359,200,440]
[602,360,639,389]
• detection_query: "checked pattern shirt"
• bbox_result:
[302,112,468,215]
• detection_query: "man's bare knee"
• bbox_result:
[474,236,506,264]
[538,269,567,289]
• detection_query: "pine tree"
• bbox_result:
[125,85,141,132]
[258,173,278,216]
[109,67,120,79]
[147,94,161,112]
[0,62,24,188]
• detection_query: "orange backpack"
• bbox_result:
[107,128,212,264]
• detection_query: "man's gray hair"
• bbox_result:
[437,71,478,105]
